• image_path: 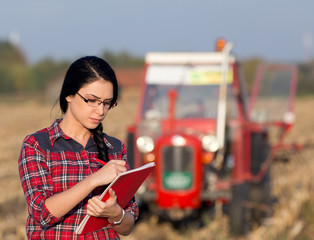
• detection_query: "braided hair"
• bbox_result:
[59,56,118,162]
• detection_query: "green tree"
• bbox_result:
[30,58,69,91]
[0,40,69,93]
[0,65,14,92]
[12,65,32,92]
[0,40,26,66]
[0,40,27,93]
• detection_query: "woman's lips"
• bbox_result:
[90,118,101,124]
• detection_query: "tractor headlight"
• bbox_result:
[136,136,155,153]
[202,135,219,152]
[283,111,295,124]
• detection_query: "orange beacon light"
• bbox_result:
[215,38,226,52]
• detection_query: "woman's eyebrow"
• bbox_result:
[86,94,101,99]
[86,94,113,101]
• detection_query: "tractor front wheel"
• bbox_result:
[249,171,272,224]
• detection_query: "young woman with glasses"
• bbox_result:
[18,56,138,239]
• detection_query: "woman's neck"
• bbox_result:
[59,115,91,147]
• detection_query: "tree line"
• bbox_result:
[0,40,145,94]
[0,40,313,96]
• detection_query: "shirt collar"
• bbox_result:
[48,119,113,149]
[48,119,70,146]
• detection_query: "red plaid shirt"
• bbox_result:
[18,119,138,240]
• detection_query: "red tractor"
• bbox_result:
[126,40,298,235]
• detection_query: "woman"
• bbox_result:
[18,56,138,239]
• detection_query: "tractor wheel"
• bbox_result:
[229,182,250,236]
[249,171,272,224]
[126,131,135,169]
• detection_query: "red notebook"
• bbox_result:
[75,162,155,235]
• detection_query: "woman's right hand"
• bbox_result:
[90,160,127,187]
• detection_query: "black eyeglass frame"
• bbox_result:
[76,92,117,109]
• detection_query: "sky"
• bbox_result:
[0,0,313,64]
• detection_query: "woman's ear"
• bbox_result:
[66,95,72,103]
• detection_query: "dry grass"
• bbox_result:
[1,88,314,240]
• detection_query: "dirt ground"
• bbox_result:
[0,85,314,240]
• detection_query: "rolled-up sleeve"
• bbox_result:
[124,197,139,221]
[18,136,62,228]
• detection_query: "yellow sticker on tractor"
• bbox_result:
[189,70,233,85]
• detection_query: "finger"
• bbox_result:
[116,165,127,173]
[87,208,94,216]
[91,197,108,209]
[87,198,98,211]
[87,198,108,216]
[108,165,126,176]
[103,161,126,173]
[109,188,116,198]
[109,160,126,166]
[87,201,99,216]
[92,195,117,210]
[103,188,117,206]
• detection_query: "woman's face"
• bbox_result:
[65,78,114,130]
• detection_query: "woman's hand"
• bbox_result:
[87,187,136,235]
[90,160,126,188]
[87,188,122,219]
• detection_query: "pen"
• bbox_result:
[95,158,107,165]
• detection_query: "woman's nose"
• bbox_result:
[96,103,105,115]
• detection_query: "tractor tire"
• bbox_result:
[249,171,272,224]
[126,131,135,169]
[229,182,250,236]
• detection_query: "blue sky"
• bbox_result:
[1,0,313,63]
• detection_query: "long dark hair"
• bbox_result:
[59,56,118,162]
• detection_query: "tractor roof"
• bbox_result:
[145,52,236,65]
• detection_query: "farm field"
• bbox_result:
[0,86,314,240]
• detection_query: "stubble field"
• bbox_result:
[0,85,314,240]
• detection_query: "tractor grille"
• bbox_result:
[162,146,194,190]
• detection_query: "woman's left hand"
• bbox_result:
[87,188,122,219]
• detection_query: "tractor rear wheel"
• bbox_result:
[229,182,250,236]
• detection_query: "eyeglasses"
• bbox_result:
[76,92,117,109]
